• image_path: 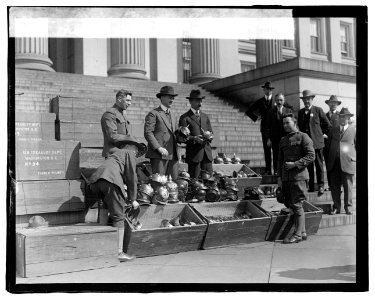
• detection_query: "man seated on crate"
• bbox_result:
[277,113,315,244]
[88,89,147,262]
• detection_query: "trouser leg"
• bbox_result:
[188,162,200,179]
[315,148,324,188]
[271,142,279,175]
[166,159,179,180]
[307,161,315,191]
[342,172,353,209]
[323,146,331,188]
[200,152,213,175]
[123,149,138,201]
[329,162,342,211]
[261,132,272,173]
[150,158,168,175]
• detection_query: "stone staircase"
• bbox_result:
[15,69,264,167]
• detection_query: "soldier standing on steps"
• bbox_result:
[88,89,146,262]
[245,81,275,175]
[277,114,315,244]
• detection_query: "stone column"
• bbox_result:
[255,39,282,68]
[108,38,147,80]
[15,37,55,72]
[189,38,221,84]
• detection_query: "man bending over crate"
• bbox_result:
[277,114,315,244]
[88,89,147,262]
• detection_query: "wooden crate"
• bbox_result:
[234,165,263,198]
[16,224,118,277]
[15,111,56,142]
[261,175,278,184]
[189,201,271,249]
[16,140,81,180]
[252,198,323,241]
[123,204,207,257]
[15,180,86,216]
[16,211,86,228]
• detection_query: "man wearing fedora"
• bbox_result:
[323,95,341,190]
[144,86,179,180]
[297,90,331,195]
[265,92,294,175]
[245,81,275,175]
[179,89,214,179]
[326,107,356,215]
[89,89,147,262]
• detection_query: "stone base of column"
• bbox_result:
[15,54,55,72]
[107,64,148,80]
[189,73,221,84]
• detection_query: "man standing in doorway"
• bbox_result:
[297,90,331,195]
[144,86,179,180]
[246,81,275,175]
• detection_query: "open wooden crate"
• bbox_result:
[123,204,207,257]
[251,198,323,241]
[189,201,271,249]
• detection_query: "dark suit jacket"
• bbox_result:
[179,110,213,163]
[144,106,178,160]
[265,106,293,142]
[297,106,331,149]
[101,105,136,158]
[326,111,340,128]
[245,96,273,132]
[326,125,356,175]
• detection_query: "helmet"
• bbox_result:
[223,156,232,164]
[225,191,238,201]
[152,186,169,205]
[175,126,191,143]
[201,170,211,181]
[191,180,208,193]
[219,189,228,201]
[231,153,241,164]
[178,170,191,182]
[138,183,154,197]
[244,187,261,200]
[205,188,221,202]
[195,189,207,202]
[202,130,213,141]
[137,190,152,205]
[168,190,179,203]
[165,175,178,192]
[149,173,163,183]
[176,179,189,191]
[223,178,239,191]
[28,215,47,228]
[214,156,224,164]
[159,175,168,185]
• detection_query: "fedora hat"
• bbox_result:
[338,107,354,117]
[114,137,147,157]
[156,86,178,99]
[325,95,342,105]
[261,81,275,90]
[300,90,316,99]
[186,89,205,100]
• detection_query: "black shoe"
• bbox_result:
[283,234,302,244]
[318,187,324,196]
[302,232,307,241]
[330,208,339,215]
[345,209,352,215]
[118,252,136,262]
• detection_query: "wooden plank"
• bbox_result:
[25,255,118,278]
[16,140,81,180]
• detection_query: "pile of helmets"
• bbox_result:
[222,177,239,201]
[176,170,190,202]
[187,178,208,203]
[149,173,169,205]
[165,175,179,203]
[213,153,241,164]
[202,171,221,202]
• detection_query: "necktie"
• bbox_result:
[195,111,200,118]
[340,127,344,136]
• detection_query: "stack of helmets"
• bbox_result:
[190,179,208,202]
[223,177,239,201]
[137,183,154,205]
[177,170,191,202]
[165,175,179,203]
[202,171,221,202]
[149,173,169,205]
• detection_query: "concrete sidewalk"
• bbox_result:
[16,224,356,285]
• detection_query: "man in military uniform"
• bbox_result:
[179,89,213,179]
[144,86,179,180]
[89,89,145,262]
[245,81,275,175]
[278,114,315,244]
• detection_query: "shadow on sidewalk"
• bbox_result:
[276,264,356,282]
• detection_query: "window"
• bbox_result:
[310,18,322,52]
[182,39,191,83]
[240,61,256,73]
[340,23,350,57]
[282,40,295,49]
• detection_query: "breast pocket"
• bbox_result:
[116,117,128,134]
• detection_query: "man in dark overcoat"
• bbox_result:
[144,86,179,180]
[297,90,331,195]
[323,95,341,190]
[326,107,356,215]
[278,114,315,244]
[179,89,213,179]
[265,92,293,175]
[245,81,275,175]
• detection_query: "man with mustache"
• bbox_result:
[144,86,179,180]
